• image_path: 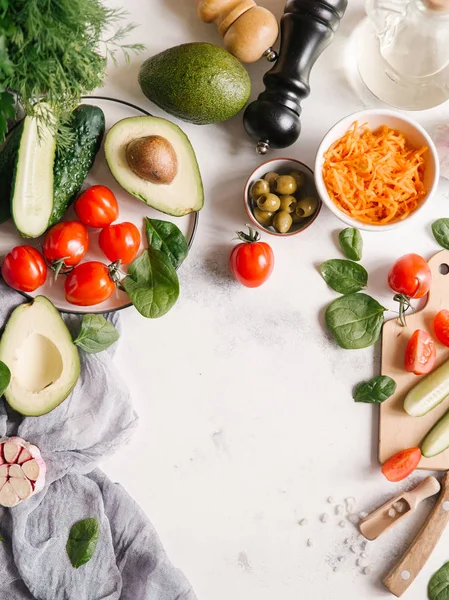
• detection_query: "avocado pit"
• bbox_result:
[126,135,178,184]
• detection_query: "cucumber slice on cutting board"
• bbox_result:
[422,410,449,457]
[12,108,56,238]
[403,358,449,417]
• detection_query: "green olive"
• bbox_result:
[296,196,319,218]
[264,171,279,191]
[279,195,297,213]
[275,175,297,195]
[257,193,280,212]
[291,209,305,224]
[253,207,274,227]
[273,210,293,234]
[250,179,270,201]
[289,170,306,188]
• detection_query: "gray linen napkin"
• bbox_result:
[0,283,196,600]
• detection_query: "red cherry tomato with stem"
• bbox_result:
[99,222,140,264]
[74,185,119,228]
[388,254,432,326]
[381,447,422,482]
[43,221,89,279]
[64,261,119,306]
[434,310,449,347]
[229,226,274,288]
[405,329,436,375]
[2,245,47,292]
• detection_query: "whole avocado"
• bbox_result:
[138,43,251,125]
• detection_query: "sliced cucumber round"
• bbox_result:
[404,358,449,417]
[422,410,449,457]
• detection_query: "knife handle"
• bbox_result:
[383,474,449,597]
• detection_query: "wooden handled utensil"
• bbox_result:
[383,473,449,597]
[196,0,279,63]
[360,476,441,541]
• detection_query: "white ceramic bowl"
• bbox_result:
[314,109,440,232]
[244,158,321,237]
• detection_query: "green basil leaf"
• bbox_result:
[73,314,119,354]
[339,228,363,261]
[432,219,449,250]
[145,218,188,269]
[0,534,3,542]
[0,361,11,396]
[429,562,449,600]
[325,293,386,349]
[66,518,99,569]
[320,259,368,294]
[353,376,397,404]
[123,249,179,318]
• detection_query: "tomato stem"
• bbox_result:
[235,225,261,244]
[108,260,122,284]
[393,293,413,327]
[50,256,72,281]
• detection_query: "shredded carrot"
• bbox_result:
[322,122,428,225]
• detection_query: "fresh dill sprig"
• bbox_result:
[0,0,144,145]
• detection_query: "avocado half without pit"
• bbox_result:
[104,116,204,217]
[0,297,80,416]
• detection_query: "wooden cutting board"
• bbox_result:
[380,250,449,470]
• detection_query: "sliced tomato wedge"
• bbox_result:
[381,447,422,482]
[405,329,436,375]
[434,310,449,347]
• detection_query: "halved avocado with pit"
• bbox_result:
[104,116,204,217]
[0,296,80,416]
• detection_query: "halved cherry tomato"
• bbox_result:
[405,329,436,375]
[1,245,47,292]
[229,226,274,288]
[381,447,422,482]
[64,261,117,306]
[388,254,431,298]
[74,185,119,228]
[43,221,89,278]
[434,310,449,347]
[99,222,140,264]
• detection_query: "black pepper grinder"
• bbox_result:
[243,0,348,154]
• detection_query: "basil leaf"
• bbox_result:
[325,293,386,349]
[0,361,11,396]
[73,314,119,354]
[145,218,188,269]
[432,219,449,250]
[123,249,179,318]
[339,228,363,261]
[429,562,449,600]
[0,535,3,542]
[353,376,397,403]
[66,518,99,569]
[320,259,368,294]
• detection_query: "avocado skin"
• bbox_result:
[138,43,251,125]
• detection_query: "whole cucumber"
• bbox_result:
[49,104,105,226]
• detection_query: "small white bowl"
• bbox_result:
[314,109,440,232]
[244,158,321,237]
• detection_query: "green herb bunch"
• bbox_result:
[0,0,144,143]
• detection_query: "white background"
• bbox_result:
[100,1,449,598]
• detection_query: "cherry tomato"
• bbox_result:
[381,447,422,482]
[405,329,436,375]
[229,227,274,288]
[388,253,431,299]
[99,222,141,264]
[434,310,449,347]
[74,185,119,228]
[1,245,47,292]
[43,221,89,277]
[64,261,116,306]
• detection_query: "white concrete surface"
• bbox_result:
[100,1,449,598]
